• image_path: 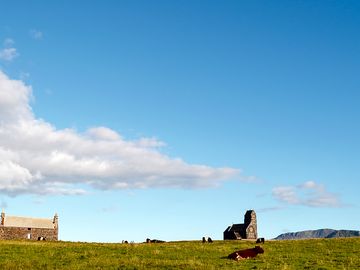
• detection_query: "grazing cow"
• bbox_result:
[152,239,165,243]
[227,246,264,261]
[37,236,46,241]
[146,238,165,243]
[202,236,213,243]
[256,238,265,244]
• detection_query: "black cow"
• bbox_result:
[256,238,265,244]
[146,238,165,243]
[202,236,213,243]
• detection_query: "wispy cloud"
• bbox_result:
[0,71,239,196]
[272,181,342,208]
[0,38,18,62]
[257,206,285,213]
[4,38,14,47]
[29,29,43,40]
[239,174,261,183]
[19,72,30,81]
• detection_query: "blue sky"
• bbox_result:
[0,0,359,242]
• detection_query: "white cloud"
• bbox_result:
[272,181,342,208]
[0,70,239,196]
[29,29,43,40]
[0,38,19,62]
[272,186,300,204]
[299,180,317,189]
[86,127,122,141]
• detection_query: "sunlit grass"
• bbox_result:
[0,238,359,269]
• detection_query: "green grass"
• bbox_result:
[0,238,359,269]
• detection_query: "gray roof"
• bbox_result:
[3,215,54,229]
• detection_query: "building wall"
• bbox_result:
[0,226,58,241]
[223,210,258,240]
[245,225,257,239]
[245,210,257,239]
[224,226,238,240]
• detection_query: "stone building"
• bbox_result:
[0,211,58,241]
[223,210,257,240]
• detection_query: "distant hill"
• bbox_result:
[275,229,360,240]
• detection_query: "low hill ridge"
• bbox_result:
[275,229,360,240]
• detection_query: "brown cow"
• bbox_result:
[227,246,264,261]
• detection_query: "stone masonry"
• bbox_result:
[0,211,58,241]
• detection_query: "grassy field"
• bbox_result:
[0,238,359,269]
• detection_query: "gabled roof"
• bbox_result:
[225,223,246,232]
[3,215,54,229]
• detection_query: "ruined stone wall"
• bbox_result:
[246,225,257,239]
[0,226,58,241]
[245,210,258,239]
